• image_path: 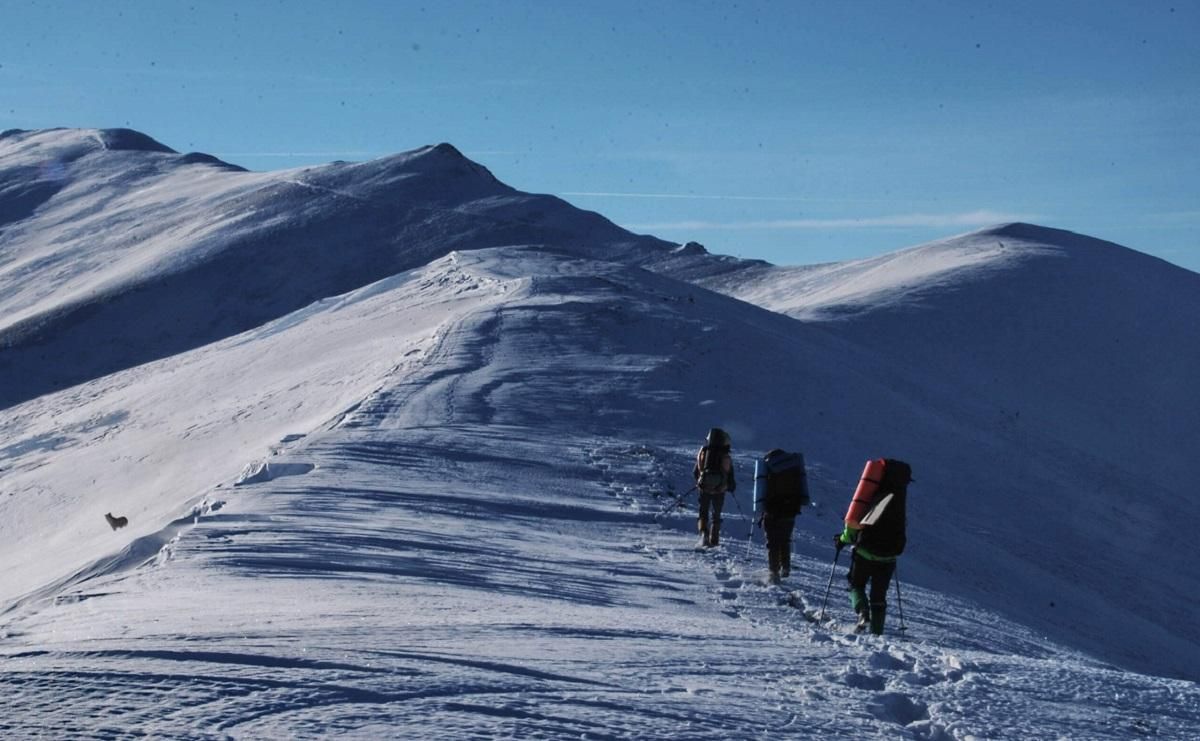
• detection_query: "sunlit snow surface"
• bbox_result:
[1,130,1198,738]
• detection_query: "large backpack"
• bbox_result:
[856,458,911,557]
[760,449,810,517]
[697,445,728,494]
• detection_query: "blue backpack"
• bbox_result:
[759,449,810,517]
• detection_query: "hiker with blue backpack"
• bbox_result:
[693,428,736,548]
[754,449,811,584]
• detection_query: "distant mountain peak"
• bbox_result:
[0,127,177,162]
[363,141,504,188]
[953,222,1172,269]
[391,142,471,164]
[427,142,466,158]
[95,128,176,154]
[673,241,708,256]
[178,151,248,172]
[971,222,1109,248]
[0,127,255,176]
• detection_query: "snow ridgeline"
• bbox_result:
[1,129,1198,736]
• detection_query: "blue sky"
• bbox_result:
[3,0,1197,271]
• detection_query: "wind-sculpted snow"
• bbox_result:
[3,399,1198,737]
[2,130,1199,735]
[0,250,517,609]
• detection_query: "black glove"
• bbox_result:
[833,534,845,552]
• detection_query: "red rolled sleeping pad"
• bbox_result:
[845,458,886,527]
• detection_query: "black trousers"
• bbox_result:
[763,515,795,573]
[846,550,896,615]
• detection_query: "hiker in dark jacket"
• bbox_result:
[693,428,735,548]
[759,449,808,583]
[836,459,911,634]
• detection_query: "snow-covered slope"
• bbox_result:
[2,129,1197,736]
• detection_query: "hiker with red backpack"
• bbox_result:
[693,428,736,548]
[834,458,912,634]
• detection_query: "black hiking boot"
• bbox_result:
[869,604,887,635]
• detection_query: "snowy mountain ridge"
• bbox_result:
[0,128,677,409]
[1,129,1197,737]
[708,223,1049,321]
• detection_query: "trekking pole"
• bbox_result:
[743,457,760,566]
[744,512,762,567]
[726,490,754,564]
[816,545,842,622]
[894,564,907,632]
[656,486,697,518]
[727,489,747,518]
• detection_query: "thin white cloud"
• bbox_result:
[1144,211,1200,226]
[627,211,1038,230]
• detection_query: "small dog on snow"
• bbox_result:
[105,512,129,531]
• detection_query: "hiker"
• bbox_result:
[835,459,912,634]
[757,449,810,583]
[693,427,735,547]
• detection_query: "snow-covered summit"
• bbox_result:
[710,221,1180,321]
[0,126,243,170]
[379,141,497,177]
[0,127,174,156]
